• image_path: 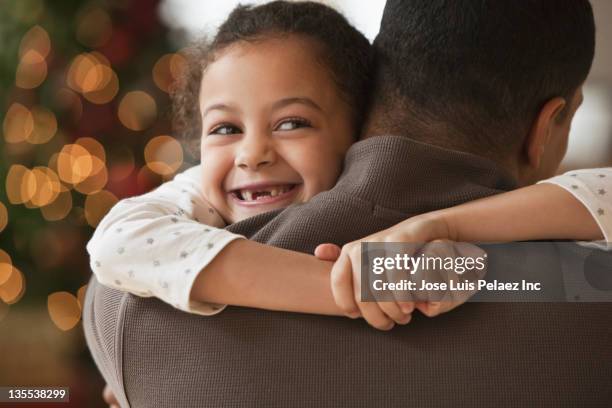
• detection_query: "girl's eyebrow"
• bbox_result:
[201,103,240,118]
[272,97,323,112]
[202,97,322,119]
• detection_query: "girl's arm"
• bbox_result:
[433,168,611,245]
[190,239,341,315]
[325,168,612,325]
[87,165,342,316]
[86,165,244,316]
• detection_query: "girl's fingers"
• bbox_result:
[351,263,395,330]
[330,252,360,317]
[397,301,415,315]
[377,301,412,325]
[357,300,396,330]
[416,301,448,317]
[314,243,342,261]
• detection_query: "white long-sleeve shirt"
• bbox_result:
[86,166,612,316]
[86,165,242,315]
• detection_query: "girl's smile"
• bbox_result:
[228,182,301,209]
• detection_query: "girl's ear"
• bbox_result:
[524,96,566,170]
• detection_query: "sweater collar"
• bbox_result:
[334,135,518,213]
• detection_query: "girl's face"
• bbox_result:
[199,36,355,223]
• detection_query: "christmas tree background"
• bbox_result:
[1,0,192,405]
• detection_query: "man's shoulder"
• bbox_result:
[82,277,131,408]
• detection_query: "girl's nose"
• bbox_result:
[234,133,276,171]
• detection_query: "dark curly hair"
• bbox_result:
[171,1,372,156]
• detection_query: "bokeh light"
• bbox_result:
[74,164,108,195]
[16,49,47,89]
[152,53,186,93]
[27,106,57,144]
[76,137,106,163]
[0,203,7,234]
[40,189,73,221]
[27,167,62,207]
[3,103,34,144]
[145,135,184,175]
[0,265,25,305]
[3,104,57,144]
[67,53,98,92]
[83,67,119,104]
[84,190,118,227]
[0,249,12,286]
[56,144,96,185]
[19,25,51,59]
[6,165,36,205]
[67,137,109,194]
[47,291,81,331]
[27,167,53,207]
[76,7,113,48]
[118,91,157,131]
[67,52,119,104]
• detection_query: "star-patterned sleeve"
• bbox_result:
[539,168,612,250]
[86,165,244,316]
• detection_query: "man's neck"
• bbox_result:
[361,123,521,186]
[334,136,518,215]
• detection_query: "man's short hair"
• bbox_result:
[371,0,595,157]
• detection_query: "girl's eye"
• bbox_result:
[275,118,311,132]
[209,124,242,136]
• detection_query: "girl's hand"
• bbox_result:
[317,213,474,330]
[317,242,403,329]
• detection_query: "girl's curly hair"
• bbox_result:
[171,1,373,157]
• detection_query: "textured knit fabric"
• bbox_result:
[83,136,612,408]
[86,165,242,315]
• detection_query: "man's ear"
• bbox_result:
[524,97,566,169]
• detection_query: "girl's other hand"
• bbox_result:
[318,212,461,330]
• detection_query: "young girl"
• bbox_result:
[88,0,371,315]
[87,1,611,326]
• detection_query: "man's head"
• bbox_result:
[368,0,595,185]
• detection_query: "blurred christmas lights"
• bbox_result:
[2,4,183,335]
[47,291,81,331]
[153,53,186,93]
[84,190,118,227]
[145,135,184,176]
[118,90,158,131]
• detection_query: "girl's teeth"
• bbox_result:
[238,185,293,201]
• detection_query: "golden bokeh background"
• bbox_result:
[1,0,193,405]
